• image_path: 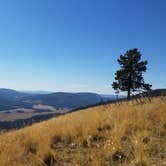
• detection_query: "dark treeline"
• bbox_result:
[0,113,62,131]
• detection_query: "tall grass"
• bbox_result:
[0,97,165,166]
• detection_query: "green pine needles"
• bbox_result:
[112,48,152,99]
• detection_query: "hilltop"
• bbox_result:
[0,96,165,166]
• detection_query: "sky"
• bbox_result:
[0,0,166,94]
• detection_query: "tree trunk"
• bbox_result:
[127,88,131,100]
[128,74,132,100]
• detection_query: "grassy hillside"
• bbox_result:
[0,97,165,166]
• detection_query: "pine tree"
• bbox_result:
[112,48,152,99]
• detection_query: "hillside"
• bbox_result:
[21,92,102,110]
[0,96,165,166]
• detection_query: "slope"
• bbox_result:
[0,96,165,166]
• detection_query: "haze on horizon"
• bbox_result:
[0,0,166,94]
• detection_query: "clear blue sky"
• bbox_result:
[0,0,166,94]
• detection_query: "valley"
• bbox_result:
[0,88,115,130]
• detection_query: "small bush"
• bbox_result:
[97,124,112,132]
[82,140,89,148]
[90,134,104,142]
[43,153,56,166]
[142,137,150,144]
[112,151,126,163]
[52,135,72,145]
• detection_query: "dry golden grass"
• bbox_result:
[0,97,166,166]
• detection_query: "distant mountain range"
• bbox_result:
[0,88,115,111]
[21,92,103,110]
[146,89,166,97]
[100,94,125,102]
[0,88,165,112]
[133,89,166,98]
[0,88,165,130]
[0,88,118,130]
[20,90,52,94]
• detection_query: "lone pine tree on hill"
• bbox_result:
[112,48,152,99]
